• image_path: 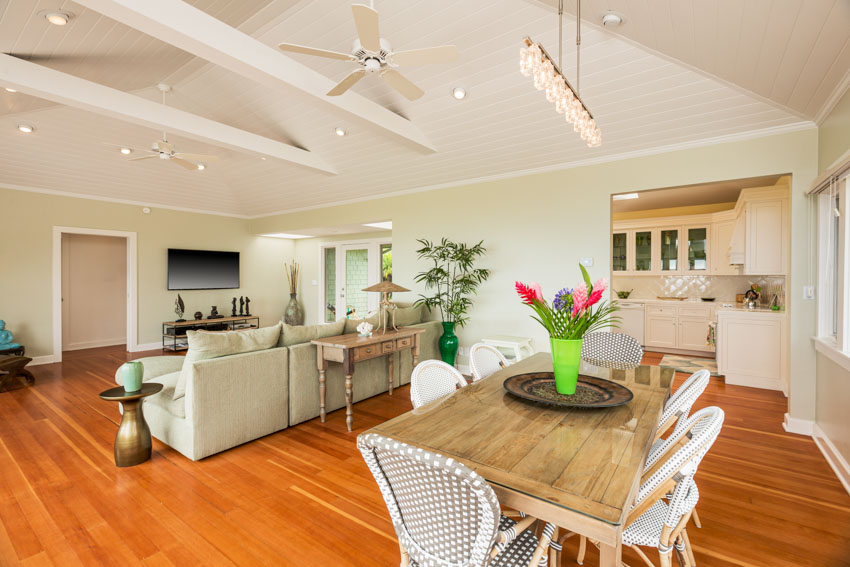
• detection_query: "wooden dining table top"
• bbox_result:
[369,352,674,526]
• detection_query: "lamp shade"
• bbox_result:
[362,281,410,293]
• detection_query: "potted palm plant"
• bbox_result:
[414,238,490,365]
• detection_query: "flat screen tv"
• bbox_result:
[167,249,240,290]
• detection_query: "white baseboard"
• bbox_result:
[29,354,60,366]
[129,342,162,353]
[726,373,785,392]
[813,423,850,495]
[63,338,126,351]
[782,413,814,436]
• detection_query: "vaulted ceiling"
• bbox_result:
[0,0,840,218]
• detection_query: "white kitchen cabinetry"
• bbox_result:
[716,311,787,391]
[678,317,712,352]
[682,224,710,275]
[745,199,786,275]
[645,314,678,349]
[710,212,739,275]
[644,303,713,353]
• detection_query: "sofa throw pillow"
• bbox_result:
[343,314,380,335]
[392,304,423,326]
[278,319,345,347]
[173,322,282,401]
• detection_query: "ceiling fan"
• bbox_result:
[126,84,219,171]
[278,3,459,101]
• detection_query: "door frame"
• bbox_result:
[317,236,392,324]
[52,226,138,362]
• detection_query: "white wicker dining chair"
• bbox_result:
[567,406,725,567]
[581,332,643,365]
[470,343,508,382]
[410,360,468,409]
[358,432,557,567]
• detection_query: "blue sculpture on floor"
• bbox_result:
[0,320,21,350]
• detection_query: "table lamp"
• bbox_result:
[362,281,410,334]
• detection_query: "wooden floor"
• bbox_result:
[0,346,847,566]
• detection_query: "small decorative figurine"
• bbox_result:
[239,296,244,316]
[0,320,21,351]
[356,321,373,337]
[174,294,186,322]
[208,306,223,319]
[245,297,251,316]
[231,297,237,317]
[194,311,203,321]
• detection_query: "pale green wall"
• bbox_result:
[1,188,294,358]
[819,88,850,173]
[251,128,819,421]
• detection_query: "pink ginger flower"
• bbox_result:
[586,278,608,308]
[572,283,588,316]
[515,282,537,305]
[529,282,543,301]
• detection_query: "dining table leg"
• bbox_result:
[598,539,622,567]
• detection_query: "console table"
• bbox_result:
[311,327,425,432]
[162,316,260,352]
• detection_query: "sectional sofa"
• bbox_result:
[114,305,440,461]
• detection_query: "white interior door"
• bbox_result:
[322,242,382,322]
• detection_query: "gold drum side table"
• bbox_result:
[99,383,163,467]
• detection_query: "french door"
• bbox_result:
[321,240,391,323]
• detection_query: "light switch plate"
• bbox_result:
[311,279,318,286]
[803,285,815,300]
[580,257,594,267]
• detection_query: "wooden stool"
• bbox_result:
[0,355,35,390]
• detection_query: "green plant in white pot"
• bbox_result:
[414,238,490,366]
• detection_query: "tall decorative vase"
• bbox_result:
[550,338,583,395]
[120,361,144,393]
[438,321,459,366]
[284,293,304,326]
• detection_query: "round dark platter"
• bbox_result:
[503,372,633,409]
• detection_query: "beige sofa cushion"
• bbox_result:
[173,322,282,400]
[145,371,185,418]
[278,319,346,347]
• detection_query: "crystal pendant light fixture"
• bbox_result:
[520,0,601,147]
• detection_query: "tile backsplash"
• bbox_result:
[612,275,786,307]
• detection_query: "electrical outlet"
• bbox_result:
[803,286,815,300]
[580,257,594,267]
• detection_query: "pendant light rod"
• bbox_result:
[576,0,581,95]
[558,0,563,70]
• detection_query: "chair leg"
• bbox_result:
[681,530,696,567]
[690,508,702,529]
[659,550,673,567]
[399,543,410,567]
[577,535,587,565]
[631,545,657,567]
[549,526,560,567]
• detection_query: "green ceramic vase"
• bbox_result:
[438,321,459,366]
[550,338,583,395]
[120,361,144,393]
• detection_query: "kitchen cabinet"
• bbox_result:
[746,199,786,275]
[645,315,677,349]
[644,303,714,353]
[659,228,680,273]
[683,225,710,274]
[716,310,787,391]
[633,230,653,273]
[711,216,739,275]
[678,317,712,352]
[612,231,628,273]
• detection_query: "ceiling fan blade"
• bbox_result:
[174,153,220,162]
[127,155,159,162]
[278,43,353,61]
[172,157,200,171]
[391,46,460,66]
[327,69,366,96]
[351,4,380,52]
[381,69,425,101]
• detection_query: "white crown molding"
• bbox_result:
[0,182,250,219]
[814,66,850,125]
[251,121,816,219]
[813,423,850,495]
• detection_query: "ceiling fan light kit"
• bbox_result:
[120,147,132,155]
[4,87,16,92]
[278,3,459,101]
[520,0,601,147]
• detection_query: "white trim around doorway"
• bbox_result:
[52,226,139,363]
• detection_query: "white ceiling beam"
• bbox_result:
[73,0,437,153]
[0,53,336,175]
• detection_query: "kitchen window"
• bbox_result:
[814,175,849,357]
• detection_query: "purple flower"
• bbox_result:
[553,288,572,311]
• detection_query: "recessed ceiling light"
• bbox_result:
[334,127,347,137]
[197,163,206,171]
[17,124,34,133]
[612,192,639,201]
[363,221,392,230]
[4,88,16,93]
[260,157,267,161]
[44,11,71,26]
[120,147,132,155]
[262,233,312,239]
[601,12,623,28]
[451,87,467,100]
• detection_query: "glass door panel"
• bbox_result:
[634,231,652,272]
[343,246,370,319]
[660,229,679,272]
[322,247,337,322]
[612,232,627,272]
[687,227,708,271]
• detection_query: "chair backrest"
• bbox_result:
[469,343,508,382]
[410,360,467,409]
[635,406,724,537]
[659,369,710,437]
[581,332,643,364]
[358,432,501,567]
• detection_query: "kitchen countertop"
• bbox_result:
[614,297,787,314]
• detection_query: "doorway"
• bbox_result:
[320,238,390,323]
[52,227,138,362]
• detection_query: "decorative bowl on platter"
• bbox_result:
[700,297,716,302]
[503,372,633,409]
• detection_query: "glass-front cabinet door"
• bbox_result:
[633,230,652,272]
[612,232,628,273]
[685,226,709,273]
[660,228,680,273]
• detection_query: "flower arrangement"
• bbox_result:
[515,265,619,340]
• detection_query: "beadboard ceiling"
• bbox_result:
[0,0,826,217]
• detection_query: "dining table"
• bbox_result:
[367,352,675,566]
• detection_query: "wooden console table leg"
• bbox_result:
[387,354,394,396]
[412,335,421,368]
[317,345,328,423]
[344,352,354,432]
